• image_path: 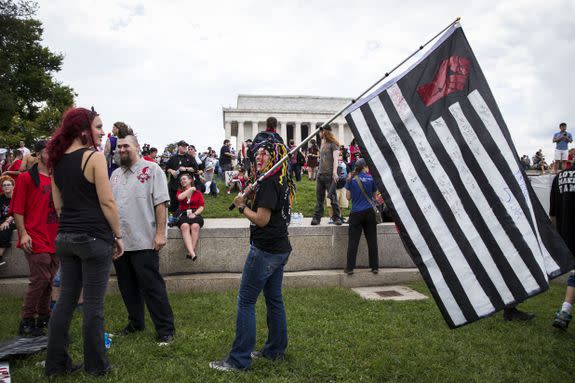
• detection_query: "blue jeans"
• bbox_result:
[226,245,290,369]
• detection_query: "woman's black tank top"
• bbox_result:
[54,148,113,242]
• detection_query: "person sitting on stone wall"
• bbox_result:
[203,152,219,196]
[0,175,16,267]
[227,168,248,195]
[175,173,205,261]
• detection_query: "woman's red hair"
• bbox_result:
[47,107,98,170]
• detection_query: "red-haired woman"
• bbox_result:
[0,175,16,266]
[176,173,204,260]
[44,107,124,377]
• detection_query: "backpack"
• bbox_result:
[297,150,305,166]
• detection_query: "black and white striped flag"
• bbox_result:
[344,23,574,328]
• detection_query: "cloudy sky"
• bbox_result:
[37,0,573,160]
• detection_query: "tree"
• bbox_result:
[0,0,75,148]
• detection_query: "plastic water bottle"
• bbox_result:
[104,332,112,349]
[292,212,302,225]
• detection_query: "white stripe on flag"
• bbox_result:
[431,116,541,294]
[368,92,494,317]
[449,101,548,288]
[385,84,515,305]
[350,107,467,326]
[468,90,560,275]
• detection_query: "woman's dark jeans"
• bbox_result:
[45,232,113,376]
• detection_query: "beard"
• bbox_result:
[120,155,132,167]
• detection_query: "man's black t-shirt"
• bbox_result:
[250,174,291,254]
[166,154,195,190]
[550,169,575,254]
[219,145,231,166]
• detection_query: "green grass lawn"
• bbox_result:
[202,177,350,218]
[2,281,575,382]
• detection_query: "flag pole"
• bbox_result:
[229,17,461,210]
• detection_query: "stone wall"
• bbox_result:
[0,222,414,279]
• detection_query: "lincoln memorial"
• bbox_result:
[222,95,355,149]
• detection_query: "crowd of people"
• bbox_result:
[0,114,574,375]
[0,111,378,375]
[520,123,574,174]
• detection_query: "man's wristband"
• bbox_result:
[238,205,247,214]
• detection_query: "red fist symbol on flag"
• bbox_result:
[417,55,470,106]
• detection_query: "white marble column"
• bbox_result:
[279,121,288,143]
[309,122,317,136]
[295,122,302,145]
[224,120,232,140]
[252,121,258,136]
[338,122,345,145]
[237,121,245,151]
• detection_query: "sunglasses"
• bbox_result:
[2,183,13,187]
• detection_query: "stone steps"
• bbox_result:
[0,268,421,296]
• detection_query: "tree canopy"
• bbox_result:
[0,0,75,148]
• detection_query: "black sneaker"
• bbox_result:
[503,307,535,321]
[158,334,174,346]
[343,268,354,275]
[371,268,379,274]
[36,315,50,330]
[18,317,39,337]
[0,256,5,266]
[553,310,572,330]
[333,217,342,226]
[209,359,243,372]
[310,217,321,226]
[118,323,144,336]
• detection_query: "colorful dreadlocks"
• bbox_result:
[249,138,296,207]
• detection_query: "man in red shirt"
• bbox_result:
[10,140,59,336]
